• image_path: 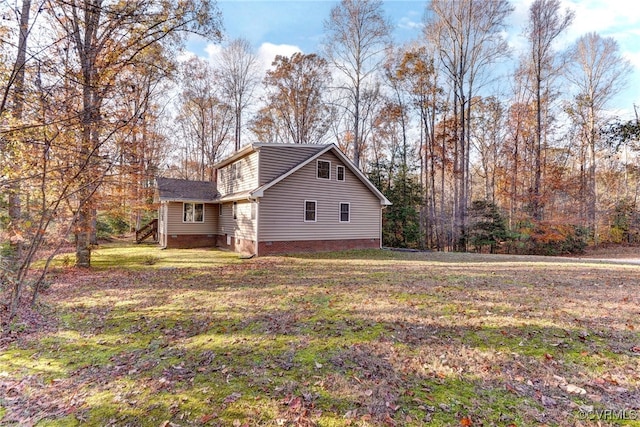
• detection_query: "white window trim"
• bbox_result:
[339,202,350,223]
[304,200,317,223]
[317,159,331,180]
[183,202,205,223]
[336,165,345,182]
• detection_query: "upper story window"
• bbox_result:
[184,203,204,223]
[317,160,330,180]
[337,165,345,182]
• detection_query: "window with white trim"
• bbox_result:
[183,203,204,222]
[304,200,317,222]
[337,165,345,182]
[339,202,350,223]
[317,160,330,180]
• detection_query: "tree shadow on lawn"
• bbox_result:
[6,253,640,425]
[4,300,639,426]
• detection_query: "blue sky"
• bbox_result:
[189,0,640,118]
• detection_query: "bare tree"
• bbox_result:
[258,52,332,144]
[424,0,513,250]
[177,56,232,179]
[323,0,391,168]
[470,96,506,204]
[522,0,574,220]
[216,38,260,151]
[565,32,632,233]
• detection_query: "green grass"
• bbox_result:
[40,242,243,270]
[2,244,640,426]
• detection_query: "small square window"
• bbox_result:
[305,200,317,222]
[317,160,330,180]
[337,165,345,181]
[339,203,350,223]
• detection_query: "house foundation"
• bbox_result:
[164,234,217,249]
[258,238,380,256]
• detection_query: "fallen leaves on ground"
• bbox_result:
[1,247,640,425]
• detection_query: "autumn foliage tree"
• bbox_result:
[176,56,232,180]
[0,0,222,322]
[520,0,574,221]
[46,0,222,268]
[255,52,332,144]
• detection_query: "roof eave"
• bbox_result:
[212,144,256,169]
[218,191,258,202]
[159,197,219,203]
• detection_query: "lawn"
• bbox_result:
[1,244,639,426]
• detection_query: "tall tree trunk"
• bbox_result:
[7,0,31,262]
[533,70,543,220]
[353,83,361,168]
[74,0,102,268]
[6,0,32,321]
[588,102,597,239]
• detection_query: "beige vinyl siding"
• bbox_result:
[166,202,218,235]
[218,151,259,195]
[217,202,233,236]
[258,145,323,185]
[259,151,381,241]
[158,202,168,247]
[235,201,256,240]
[217,201,256,240]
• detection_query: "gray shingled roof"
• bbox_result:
[156,177,219,201]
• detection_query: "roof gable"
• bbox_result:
[156,177,218,202]
[157,144,391,206]
[251,144,392,206]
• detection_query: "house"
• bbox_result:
[154,143,391,256]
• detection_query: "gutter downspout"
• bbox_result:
[248,195,259,257]
[380,204,389,249]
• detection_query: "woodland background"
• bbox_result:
[1,0,640,318]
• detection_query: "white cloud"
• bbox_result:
[201,42,301,75]
[257,42,302,72]
[624,50,640,70]
[204,43,223,60]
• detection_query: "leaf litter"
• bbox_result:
[1,248,639,425]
